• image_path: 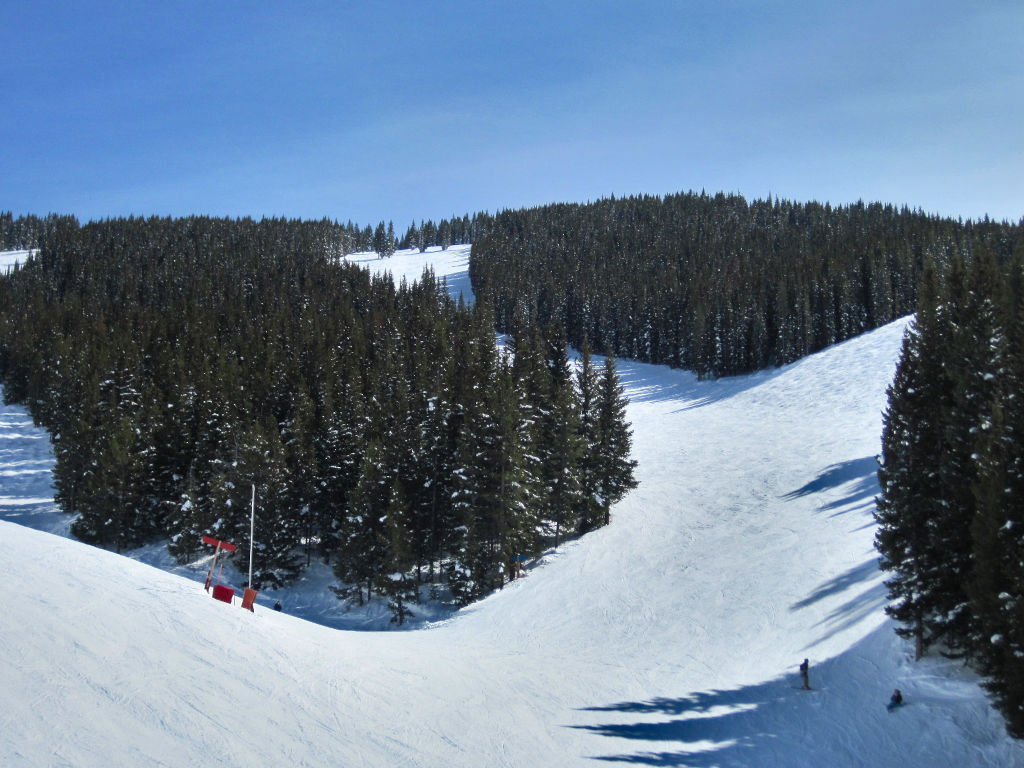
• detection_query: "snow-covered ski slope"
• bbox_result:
[1,244,1021,766]
[0,249,33,274]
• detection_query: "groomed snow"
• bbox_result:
[0,245,1020,766]
[0,249,34,274]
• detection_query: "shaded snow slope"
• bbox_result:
[1,244,1021,766]
[0,402,67,538]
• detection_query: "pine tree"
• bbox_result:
[216,420,302,589]
[373,221,387,258]
[402,312,456,580]
[334,439,392,604]
[439,219,452,251]
[416,221,427,253]
[282,386,319,566]
[575,338,604,534]
[934,252,1005,656]
[310,376,365,562]
[536,321,584,545]
[593,354,638,525]
[969,254,1024,735]
[402,221,418,250]
[448,306,533,603]
[421,220,436,252]
[51,395,99,530]
[378,478,418,625]
[69,366,154,552]
[167,382,240,564]
[385,221,397,257]
[71,413,146,552]
[875,262,953,659]
[969,400,1013,650]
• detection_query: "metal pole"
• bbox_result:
[249,484,256,589]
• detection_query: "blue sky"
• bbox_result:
[3,1,1022,227]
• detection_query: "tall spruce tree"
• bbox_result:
[594,354,638,526]
[575,338,604,534]
[875,262,954,659]
[967,253,1024,735]
[934,253,1005,656]
[334,438,393,604]
[379,477,419,624]
[71,413,146,552]
[448,353,504,603]
[537,320,584,545]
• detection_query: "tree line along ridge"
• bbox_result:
[469,192,1020,378]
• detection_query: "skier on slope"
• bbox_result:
[799,658,810,690]
[887,689,903,710]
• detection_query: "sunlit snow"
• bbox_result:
[0,249,33,274]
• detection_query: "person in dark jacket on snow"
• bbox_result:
[887,689,903,710]
[799,658,810,690]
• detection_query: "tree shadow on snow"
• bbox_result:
[781,456,882,521]
[790,558,888,648]
[439,266,473,304]
[790,559,880,612]
[609,326,895,412]
[571,624,926,766]
[806,580,888,648]
[570,673,819,765]
[612,358,788,410]
[782,457,877,503]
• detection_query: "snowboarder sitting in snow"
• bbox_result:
[799,658,810,690]
[887,689,903,710]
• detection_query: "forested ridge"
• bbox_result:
[469,191,1020,378]
[0,210,484,257]
[0,214,636,622]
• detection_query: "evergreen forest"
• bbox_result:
[0,214,636,622]
[469,192,1019,378]
[876,241,1024,737]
